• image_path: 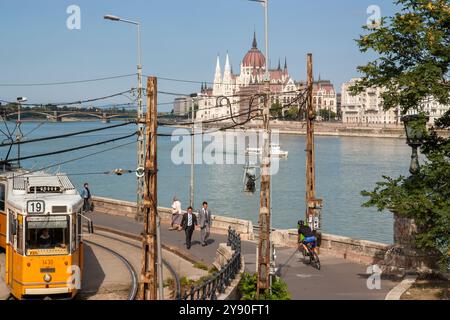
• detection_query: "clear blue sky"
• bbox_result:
[0,0,398,111]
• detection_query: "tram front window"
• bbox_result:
[25,216,70,255]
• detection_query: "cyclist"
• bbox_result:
[297,220,317,253]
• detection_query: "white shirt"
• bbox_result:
[171,200,181,214]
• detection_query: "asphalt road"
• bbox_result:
[88,211,399,300]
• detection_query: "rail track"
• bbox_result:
[87,228,181,300]
[84,239,138,300]
[4,227,181,300]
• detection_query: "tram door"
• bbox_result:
[6,209,16,286]
[0,183,6,249]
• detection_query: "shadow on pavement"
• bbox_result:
[78,244,105,299]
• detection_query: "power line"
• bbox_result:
[152,75,307,89]
[0,74,136,87]
[0,121,135,147]
[1,132,137,164]
[7,140,137,180]
[18,169,135,178]
[0,89,136,107]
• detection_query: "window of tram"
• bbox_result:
[25,216,70,255]
[17,216,24,254]
[0,184,5,211]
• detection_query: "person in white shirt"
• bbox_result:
[171,196,182,230]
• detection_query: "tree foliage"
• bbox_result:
[239,272,290,300]
[318,108,337,121]
[351,0,450,112]
[354,0,450,270]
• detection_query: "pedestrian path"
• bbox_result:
[0,252,10,300]
[88,211,399,300]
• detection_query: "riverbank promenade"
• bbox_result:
[88,211,399,300]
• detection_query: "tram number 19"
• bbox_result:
[27,200,45,214]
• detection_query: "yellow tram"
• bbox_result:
[0,170,89,299]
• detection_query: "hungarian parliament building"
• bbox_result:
[173,32,337,122]
[174,32,449,126]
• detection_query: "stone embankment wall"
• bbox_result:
[202,121,450,139]
[92,196,254,240]
[92,196,390,266]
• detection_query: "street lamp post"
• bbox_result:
[104,15,144,222]
[189,93,198,209]
[249,0,274,297]
[401,114,429,174]
[105,15,164,300]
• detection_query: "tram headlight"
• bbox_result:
[43,274,52,283]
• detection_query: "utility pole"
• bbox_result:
[250,0,271,299]
[256,82,271,299]
[305,54,323,231]
[190,94,197,209]
[139,77,158,300]
[135,21,144,223]
[103,15,144,222]
[17,102,21,168]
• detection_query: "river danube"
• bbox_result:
[5,121,412,244]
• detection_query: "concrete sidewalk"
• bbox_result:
[88,211,399,300]
[0,252,9,299]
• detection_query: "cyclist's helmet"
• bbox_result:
[298,220,305,227]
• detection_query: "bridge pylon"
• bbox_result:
[101,113,110,123]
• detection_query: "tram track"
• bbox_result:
[85,228,181,300]
[83,239,138,300]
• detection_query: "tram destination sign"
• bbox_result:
[27,216,68,229]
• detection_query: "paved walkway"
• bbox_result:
[88,212,398,300]
[0,251,9,299]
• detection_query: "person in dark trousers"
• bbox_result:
[181,206,197,249]
[81,183,92,212]
[198,201,212,246]
[297,220,317,254]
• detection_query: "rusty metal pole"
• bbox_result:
[305,54,315,223]
[305,54,323,231]
[256,81,271,299]
[139,76,158,300]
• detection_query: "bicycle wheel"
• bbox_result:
[299,244,310,264]
[312,251,321,270]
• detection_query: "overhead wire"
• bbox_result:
[7,140,138,180]
[1,132,137,164]
[0,74,136,87]
[0,89,136,107]
[0,121,135,147]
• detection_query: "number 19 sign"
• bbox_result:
[27,200,45,214]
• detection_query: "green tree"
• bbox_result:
[284,106,300,120]
[239,272,290,300]
[318,108,337,121]
[352,0,450,269]
[270,102,283,118]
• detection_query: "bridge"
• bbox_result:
[2,111,134,123]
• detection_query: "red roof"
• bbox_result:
[242,48,266,68]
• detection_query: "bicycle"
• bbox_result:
[298,239,321,270]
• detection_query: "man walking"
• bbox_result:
[198,201,212,246]
[81,183,92,213]
[181,206,197,250]
[170,196,182,230]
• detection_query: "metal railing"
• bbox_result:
[180,227,241,300]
